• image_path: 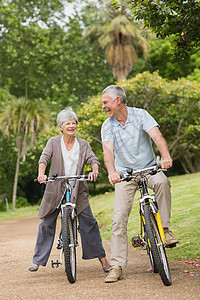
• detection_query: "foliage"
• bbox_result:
[0,1,114,107]
[129,38,196,80]
[84,0,150,80]
[0,0,65,26]
[116,0,200,58]
[0,97,51,210]
[120,72,200,173]
[16,197,29,209]
[0,201,7,212]
[77,94,107,173]
[78,71,200,174]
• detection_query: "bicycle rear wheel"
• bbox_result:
[62,207,76,283]
[143,204,172,286]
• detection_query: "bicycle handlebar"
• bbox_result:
[34,173,89,183]
[120,164,166,182]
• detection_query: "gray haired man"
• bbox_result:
[101,85,179,283]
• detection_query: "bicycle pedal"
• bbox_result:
[51,259,61,268]
[132,236,142,248]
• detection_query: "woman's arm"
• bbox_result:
[88,163,99,182]
[37,163,47,183]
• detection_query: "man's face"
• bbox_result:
[102,92,119,119]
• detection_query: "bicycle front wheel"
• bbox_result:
[62,207,76,283]
[143,204,172,286]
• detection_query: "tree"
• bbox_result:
[84,0,150,81]
[115,0,200,58]
[0,97,51,210]
[78,71,200,174]
[0,1,113,107]
[129,38,198,80]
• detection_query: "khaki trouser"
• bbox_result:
[110,171,171,267]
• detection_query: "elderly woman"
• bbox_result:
[29,107,110,272]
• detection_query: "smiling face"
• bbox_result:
[60,119,77,136]
[102,92,120,119]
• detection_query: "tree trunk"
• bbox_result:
[12,148,21,211]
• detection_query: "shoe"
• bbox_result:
[164,229,179,246]
[98,257,111,273]
[104,266,123,283]
[29,265,39,272]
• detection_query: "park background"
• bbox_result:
[0,0,199,262]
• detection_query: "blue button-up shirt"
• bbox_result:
[101,107,159,173]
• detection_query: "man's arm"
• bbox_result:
[102,141,121,185]
[148,127,172,169]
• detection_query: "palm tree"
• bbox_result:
[0,97,50,210]
[84,1,150,81]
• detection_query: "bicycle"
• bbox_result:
[35,173,89,284]
[120,165,172,286]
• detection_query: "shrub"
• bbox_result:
[16,197,29,208]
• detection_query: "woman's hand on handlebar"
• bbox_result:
[37,174,47,183]
[88,171,99,182]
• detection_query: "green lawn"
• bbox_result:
[1,172,199,261]
[90,172,200,261]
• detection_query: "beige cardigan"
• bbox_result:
[38,136,99,219]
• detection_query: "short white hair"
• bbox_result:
[102,85,126,104]
[57,107,78,127]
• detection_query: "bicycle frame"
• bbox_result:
[51,179,78,269]
[34,173,89,283]
[124,165,172,286]
[138,177,166,246]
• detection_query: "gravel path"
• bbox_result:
[0,216,199,300]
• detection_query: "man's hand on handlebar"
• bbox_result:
[108,171,121,186]
[160,158,173,169]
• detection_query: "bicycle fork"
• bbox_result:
[132,198,166,249]
[51,187,78,269]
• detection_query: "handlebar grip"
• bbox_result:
[120,174,132,182]
[34,178,49,183]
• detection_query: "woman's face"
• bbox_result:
[60,119,77,136]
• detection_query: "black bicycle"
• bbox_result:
[36,173,88,283]
[121,165,172,286]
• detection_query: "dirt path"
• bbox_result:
[0,216,199,300]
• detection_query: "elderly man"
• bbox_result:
[101,85,179,283]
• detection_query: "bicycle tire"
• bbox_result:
[143,204,172,286]
[144,231,158,273]
[62,207,76,283]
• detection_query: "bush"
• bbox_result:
[88,182,114,196]
[0,201,7,212]
[16,197,29,208]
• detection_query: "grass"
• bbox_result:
[90,172,200,261]
[0,172,199,261]
[0,205,39,221]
